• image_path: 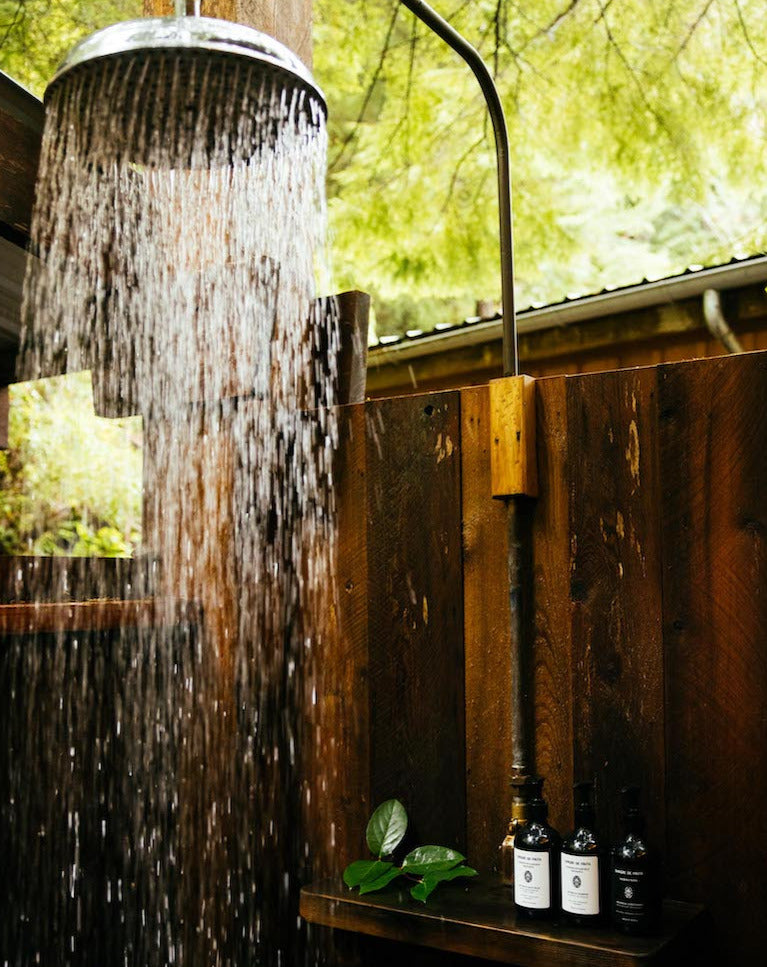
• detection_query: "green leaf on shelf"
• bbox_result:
[343,859,393,888]
[358,866,404,895]
[410,866,478,903]
[401,845,465,874]
[365,799,408,857]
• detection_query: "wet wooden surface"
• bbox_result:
[529,377,573,835]
[301,878,711,967]
[313,401,372,876]
[659,352,767,957]
[566,367,665,847]
[0,75,43,243]
[461,386,513,873]
[365,393,466,852]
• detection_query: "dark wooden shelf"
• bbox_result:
[300,877,710,967]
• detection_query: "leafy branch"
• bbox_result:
[343,799,477,903]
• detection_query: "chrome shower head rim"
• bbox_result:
[45,15,327,117]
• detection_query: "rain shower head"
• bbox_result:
[43,14,326,165]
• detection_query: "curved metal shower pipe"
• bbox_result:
[400,1,533,793]
[399,0,518,378]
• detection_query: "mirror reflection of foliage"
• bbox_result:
[314,0,767,333]
[0,373,142,557]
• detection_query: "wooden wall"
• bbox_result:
[317,349,767,965]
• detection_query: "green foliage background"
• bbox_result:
[314,0,767,331]
[1,0,766,555]
[0,374,142,556]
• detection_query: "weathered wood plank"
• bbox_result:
[566,367,665,846]
[659,351,767,966]
[0,75,43,241]
[461,385,513,873]
[365,392,466,851]
[310,401,371,877]
[531,375,573,833]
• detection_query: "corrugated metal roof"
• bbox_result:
[369,253,767,360]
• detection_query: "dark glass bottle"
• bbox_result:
[610,786,661,934]
[513,777,560,920]
[560,781,605,925]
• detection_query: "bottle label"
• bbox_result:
[612,866,650,925]
[561,854,600,916]
[514,848,550,909]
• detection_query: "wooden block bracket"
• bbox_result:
[489,375,538,498]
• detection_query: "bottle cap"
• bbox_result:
[509,774,543,822]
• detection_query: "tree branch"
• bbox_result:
[0,1,25,54]
[328,0,400,174]
[519,0,584,52]
[732,0,767,67]
[674,0,716,58]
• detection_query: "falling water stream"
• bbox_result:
[2,53,338,967]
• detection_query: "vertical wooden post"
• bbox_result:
[142,0,314,66]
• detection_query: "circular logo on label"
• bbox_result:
[572,875,582,888]
[524,870,533,883]
[624,886,634,899]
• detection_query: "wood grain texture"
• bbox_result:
[143,0,313,65]
[659,351,767,965]
[0,100,42,240]
[489,376,538,498]
[365,392,466,852]
[309,401,371,877]
[566,367,665,847]
[530,376,573,833]
[461,385,513,873]
[301,878,710,967]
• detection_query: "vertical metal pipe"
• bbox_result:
[506,497,533,774]
[399,0,518,377]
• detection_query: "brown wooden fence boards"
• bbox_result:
[365,393,466,852]
[530,377,574,836]
[461,386,514,872]
[659,353,767,957]
[313,401,371,876]
[566,368,666,848]
[313,391,467,885]
[316,354,765,964]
